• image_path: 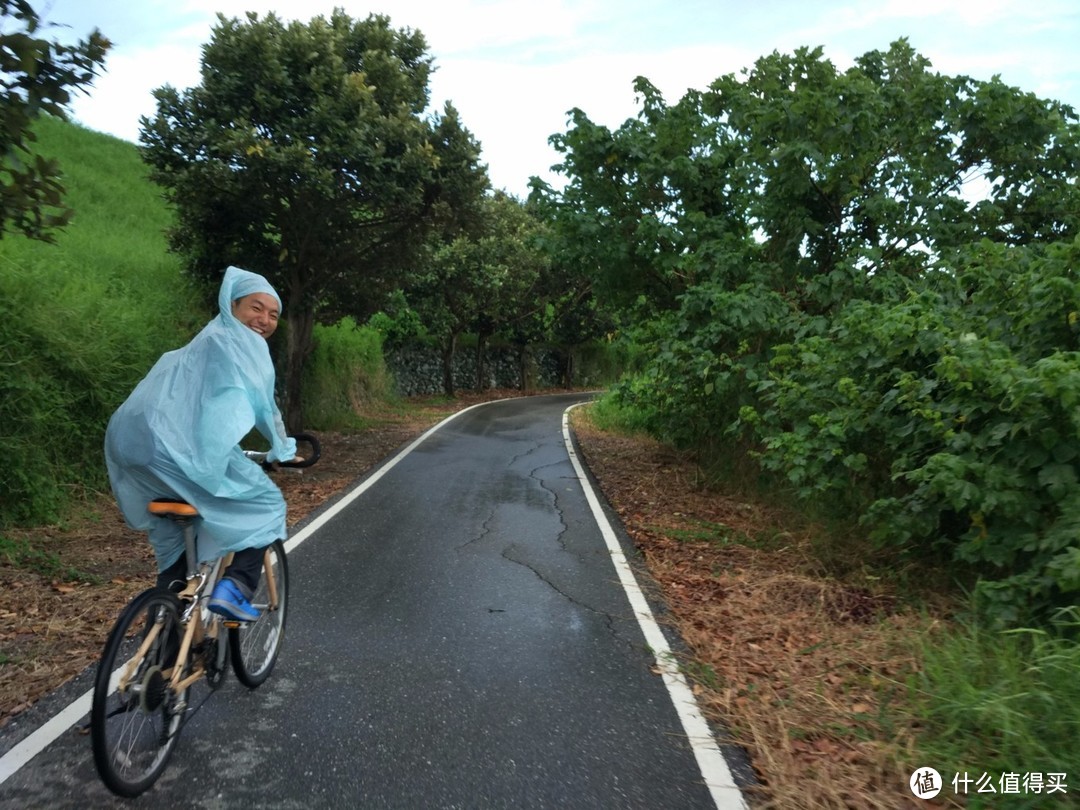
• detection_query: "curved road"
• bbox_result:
[0,393,748,809]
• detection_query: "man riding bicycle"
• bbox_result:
[105,266,299,622]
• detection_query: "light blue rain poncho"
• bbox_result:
[105,266,297,573]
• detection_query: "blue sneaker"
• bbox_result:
[207,578,260,622]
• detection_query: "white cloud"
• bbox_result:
[387,0,599,55]
[67,44,201,142]
[69,69,167,141]
[435,39,759,193]
[37,0,1080,197]
[173,0,597,56]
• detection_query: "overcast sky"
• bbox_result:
[36,0,1080,198]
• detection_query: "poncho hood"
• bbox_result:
[221,265,282,315]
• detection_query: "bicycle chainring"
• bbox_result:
[204,637,227,689]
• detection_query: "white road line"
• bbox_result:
[0,692,91,785]
[563,404,748,810]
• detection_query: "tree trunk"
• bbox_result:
[441,332,457,397]
[475,334,486,391]
[561,346,575,389]
[283,304,315,434]
[518,345,529,392]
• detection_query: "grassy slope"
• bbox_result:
[0,116,203,523]
[11,115,204,328]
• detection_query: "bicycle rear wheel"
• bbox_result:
[230,539,288,687]
[91,588,186,797]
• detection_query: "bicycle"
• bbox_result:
[89,433,320,798]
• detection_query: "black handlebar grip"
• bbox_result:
[278,432,321,468]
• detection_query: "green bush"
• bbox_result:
[612,278,792,456]
[302,317,392,430]
[741,238,1080,624]
[607,237,1080,624]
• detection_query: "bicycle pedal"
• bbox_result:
[222,620,241,628]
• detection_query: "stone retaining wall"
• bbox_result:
[386,344,565,396]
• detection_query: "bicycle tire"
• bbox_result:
[91,587,187,798]
[230,539,288,687]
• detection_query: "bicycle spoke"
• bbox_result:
[230,540,289,687]
[91,589,187,798]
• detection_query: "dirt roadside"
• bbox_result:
[0,391,930,808]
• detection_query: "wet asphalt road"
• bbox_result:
[0,393,741,809]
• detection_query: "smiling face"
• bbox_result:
[231,292,280,339]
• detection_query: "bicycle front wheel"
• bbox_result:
[91,588,186,798]
[230,539,288,687]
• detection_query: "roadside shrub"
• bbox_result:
[741,238,1080,624]
[613,279,793,455]
[302,317,391,429]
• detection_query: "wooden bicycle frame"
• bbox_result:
[119,504,282,697]
[167,552,231,694]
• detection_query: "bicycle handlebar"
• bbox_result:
[284,433,321,468]
[243,432,321,470]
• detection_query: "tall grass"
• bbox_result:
[586,389,657,436]
[302,317,393,430]
[0,116,201,525]
[906,610,1080,808]
[569,338,642,388]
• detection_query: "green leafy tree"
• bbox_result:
[542,39,1080,622]
[542,39,1079,319]
[0,0,108,241]
[704,40,1080,299]
[537,78,755,316]
[409,192,546,395]
[519,237,615,389]
[140,10,488,429]
[541,39,1080,446]
[465,194,551,390]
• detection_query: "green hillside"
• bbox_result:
[0,115,203,525]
